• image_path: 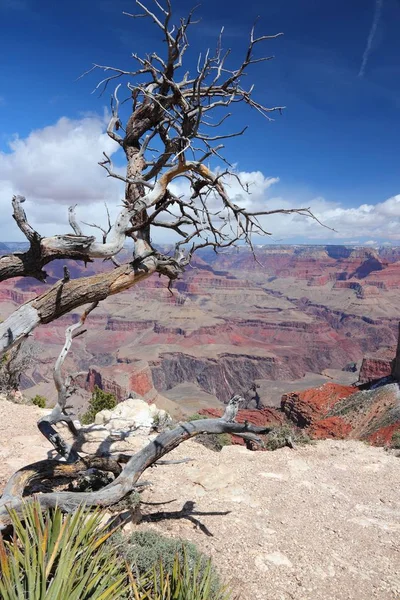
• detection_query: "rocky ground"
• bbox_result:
[1,398,400,600]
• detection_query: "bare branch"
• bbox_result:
[37,302,99,462]
[68,205,83,235]
[0,255,158,356]
[11,195,41,244]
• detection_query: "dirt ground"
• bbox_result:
[1,397,400,600]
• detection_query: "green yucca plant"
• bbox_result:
[0,502,128,600]
[128,548,232,600]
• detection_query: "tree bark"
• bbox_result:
[0,255,157,355]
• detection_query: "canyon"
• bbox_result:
[1,243,400,422]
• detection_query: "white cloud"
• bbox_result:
[0,114,124,240]
[0,113,399,246]
[219,179,400,243]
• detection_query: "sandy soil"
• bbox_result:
[140,441,400,600]
[1,397,400,600]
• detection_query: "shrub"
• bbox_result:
[185,414,232,452]
[187,413,204,421]
[265,425,311,451]
[0,502,128,600]
[128,549,232,599]
[113,529,229,599]
[32,394,47,408]
[152,410,172,432]
[391,430,400,449]
[81,385,117,424]
[196,433,232,452]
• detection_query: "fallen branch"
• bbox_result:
[0,418,273,529]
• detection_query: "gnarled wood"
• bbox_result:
[37,302,100,463]
[0,418,273,529]
[0,255,157,355]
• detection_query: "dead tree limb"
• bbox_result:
[37,302,99,463]
[0,418,273,529]
[0,254,157,355]
[0,1,327,528]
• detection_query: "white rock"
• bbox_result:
[95,410,112,425]
[75,398,171,455]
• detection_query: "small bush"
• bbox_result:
[265,425,311,451]
[32,394,47,408]
[187,413,204,421]
[391,430,400,449]
[81,385,117,424]
[196,432,232,452]
[152,410,171,432]
[128,549,231,599]
[113,529,229,599]
[185,414,232,452]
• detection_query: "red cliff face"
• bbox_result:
[279,323,400,446]
[310,417,353,439]
[358,356,394,384]
[83,368,129,402]
[129,366,154,397]
[281,383,356,428]
[79,363,156,403]
[281,380,400,445]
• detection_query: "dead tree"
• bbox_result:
[0,1,320,527]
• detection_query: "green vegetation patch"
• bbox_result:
[81,385,117,424]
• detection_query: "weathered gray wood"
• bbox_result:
[0,418,273,529]
[0,304,40,354]
[0,1,328,534]
[37,302,99,463]
[0,255,157,356]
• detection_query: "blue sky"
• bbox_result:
[0,0,399,245]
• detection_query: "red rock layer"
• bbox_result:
[358,356,394,384]
[310,417,352,439]
[281,383,356,428]
[281,380,400,446]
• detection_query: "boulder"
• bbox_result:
[75,398,171,455]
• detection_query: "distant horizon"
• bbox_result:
[2,240,400,250]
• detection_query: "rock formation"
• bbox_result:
[281,383,356,428]
[279,327,400,444]
[1,244,400,414]
[70,398,171,455]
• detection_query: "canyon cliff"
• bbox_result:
[1,243,400,418]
